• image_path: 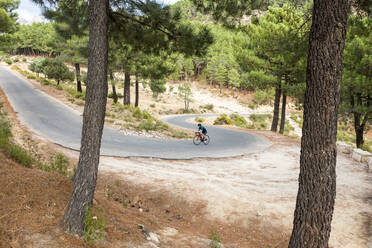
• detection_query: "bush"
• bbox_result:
[137,119,156,131]
[22,58,27,62]
[27,74,36,80]
[195,117,205,123]
[133,107,143,119]
[214,114,233,125]
[150,104,156,108]
[4,57,12,65]
[29,57,46,76]
[155,120,168,131]
[6,143,34,168]
[249,114,271,122]
[200,104,214,111]
[84,205,106,244]
[40,79,51,85]
[142,110,153,120]
[230,114,247,127]
[108,92,123,99]
[13,58,19,63]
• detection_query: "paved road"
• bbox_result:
[0,65,270,159]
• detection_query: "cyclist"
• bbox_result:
[197,123,208,141]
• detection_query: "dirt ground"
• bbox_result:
[99,131,372,248]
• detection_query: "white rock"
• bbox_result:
[352,148,372,163]
[146,232,160,244]
[336,142,353,154]
[367,157,372,168]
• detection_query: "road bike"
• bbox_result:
[193,132,210,145]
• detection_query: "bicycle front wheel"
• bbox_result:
[193,135,202,145]
[203,135,210,145]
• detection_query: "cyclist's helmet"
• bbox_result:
[197,123,201,127]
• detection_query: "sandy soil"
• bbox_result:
[100,132,372,248]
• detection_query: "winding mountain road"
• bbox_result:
[0,65,270,159]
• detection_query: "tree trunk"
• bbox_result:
[279,92,287,134]
[75,63,82,93]
[288,0,348,247]
[62,0,108,236]
[270,81,281,132]
[109,71,118,104]
[135,75,139,107]
[123,71,130,106]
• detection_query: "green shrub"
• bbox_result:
[195,117,205,123]
[27,74,36,80]
[137,120,156,131]
[13,58,19,63]
[150,104,156,108]
[200,104,214,111]
[214,114,233,125]
[248,102,256,109]
[209,229,222,248]
[38,153,70,176]
[142,110,153,120]
[40,79,51,85]
[6,143,34,168]
[4,57,12,65]
[249,114,271,122]
[155,120,168,131]
[84,205,106,244]
[133,107,143,119]
[230,114,247,127]
[108,92,123,99]
[22,58,27,62]
[360,143,372,153]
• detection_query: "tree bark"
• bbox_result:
[123,71,130,106]
[75,63,82,93]
[279,91,287,134]
[288,0,348,247]
[62,0,108,236]
[135,74,139,107]
[109,71,118,104]
[270,81,281,132]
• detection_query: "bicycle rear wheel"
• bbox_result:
[203,135,210,145]
[193,135,202,145]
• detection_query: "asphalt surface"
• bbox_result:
[0,65,271,159]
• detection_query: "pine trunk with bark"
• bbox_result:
[288,0,348,247]
[279,92,287,134]
[123,72,130,106]
[135,75,139,107]
[75,63,82,93]
[351,94,368,148]
[270,81,281,132]
[62,0,108,236]
[110,71,118,104]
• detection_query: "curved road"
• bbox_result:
[0,65,270,159]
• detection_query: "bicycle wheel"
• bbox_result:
[203,135,210,145]
[193,135,202,145]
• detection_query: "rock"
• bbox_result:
[146,232,160,244]
[176,214,182,220]
[210,240,224,248]
[352,148,372,163]
[139,208,143,213]
[367,157,372,168]
[256,212,262,217]
[336,142,353,154]
[110,217,116,223]
[160,227,178,237]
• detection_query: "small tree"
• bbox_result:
[228,68,240,94]
[178,83,193,112]
[215,64,227,94]
[150,78,166,99]
[43,58,74,85]
[29,58,46,77]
